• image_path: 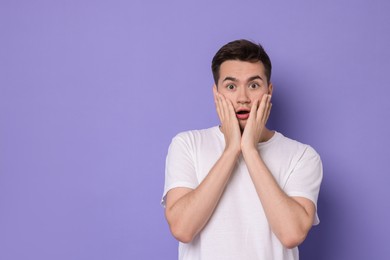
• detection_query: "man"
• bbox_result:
[162,39,322,259]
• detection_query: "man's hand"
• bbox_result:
[213,85,241,153]
[241,94,272,151]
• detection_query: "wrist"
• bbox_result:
[223,145,241,159]
[241,145,258,157]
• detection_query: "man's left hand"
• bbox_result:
[241,94,272,151]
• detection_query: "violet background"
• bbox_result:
[1,0,389,259]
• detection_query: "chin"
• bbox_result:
[239,123,246,132]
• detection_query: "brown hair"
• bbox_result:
[211,39,272,85]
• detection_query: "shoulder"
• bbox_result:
[167,126,222,162]
[270,132,321,162]
[172,126,220,144]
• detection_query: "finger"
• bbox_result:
[261,95,271,122]
[265,95,272,122]
[250,99,259,121]
[219,92,230,121]
[265,95,272,117]
[221,93,232,123]
[213,85,218,105]
[265,102,272,124]
[213,86,224,122]
[226,98,237,121]
[256,94,268,122]
[215,98,223,122]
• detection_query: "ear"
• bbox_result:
[213,84,218,93]
[268,83,273,95]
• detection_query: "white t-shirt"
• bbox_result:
[162,126,322,260]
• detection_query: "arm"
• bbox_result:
[165,148,239,243]
[164,86,241,243]
[242,148,316,248]
[241,94,316,248]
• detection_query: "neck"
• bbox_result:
[258,128,274,143]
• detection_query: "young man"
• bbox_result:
[162,39,322,259]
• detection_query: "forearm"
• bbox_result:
[242,147,314,248]
[165,148,240,243]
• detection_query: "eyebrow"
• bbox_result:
[248,75,264,82]
[222,75,264,82]
[222,76,237,82]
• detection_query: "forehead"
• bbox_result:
[219,60,266,81]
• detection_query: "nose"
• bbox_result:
[237,87,250,104]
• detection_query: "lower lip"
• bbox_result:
[236,113,249,120]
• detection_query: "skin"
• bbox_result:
[165,60,316,248]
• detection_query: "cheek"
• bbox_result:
[250,91,267,102]
[219,91,235,103]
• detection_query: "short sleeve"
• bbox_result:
[284,146,323,225]
[161,134,198,207]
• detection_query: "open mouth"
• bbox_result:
[236,109,250,120]
[237,111,249,115]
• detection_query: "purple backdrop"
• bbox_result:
[1,0,389,259]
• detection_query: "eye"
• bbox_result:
[226,84,236,90]
[249,83,260,89]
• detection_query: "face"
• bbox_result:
[216,60,273,130]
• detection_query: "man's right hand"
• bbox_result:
[213,85,241,154]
